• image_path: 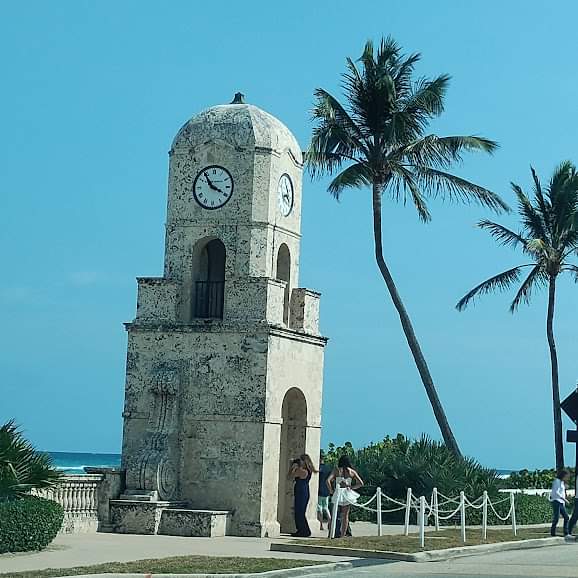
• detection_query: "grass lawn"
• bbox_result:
[0,555,324,578]
[299,528,553,553]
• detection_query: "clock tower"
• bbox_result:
[115,94,327,537]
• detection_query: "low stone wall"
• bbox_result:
[36,468,123,533]
[52,475,101,533]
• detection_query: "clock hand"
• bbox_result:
[203,172,221,192]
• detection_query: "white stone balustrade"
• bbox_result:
[35,474,104,533]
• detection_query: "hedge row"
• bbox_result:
[0,495,64,553]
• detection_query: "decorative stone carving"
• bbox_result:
[124,366,181,500]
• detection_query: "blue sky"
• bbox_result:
[1,0,578,470]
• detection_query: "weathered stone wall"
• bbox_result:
[122,324,271,535]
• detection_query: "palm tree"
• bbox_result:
[0,420,62,500]
[457,162,578,469]
[306,37,507,456]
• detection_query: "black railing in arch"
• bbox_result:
[194,281,224,319]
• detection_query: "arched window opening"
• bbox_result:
[276,244,291,325]
[193,238,226,319]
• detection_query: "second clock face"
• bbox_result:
[278,173,294,217]
[193,165,234,209]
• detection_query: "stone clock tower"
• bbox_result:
[114,94,327,537]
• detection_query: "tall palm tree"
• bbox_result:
[306,38,507,456]
[457,162,578,469]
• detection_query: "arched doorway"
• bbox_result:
[277,387,307,533]
[276,244,291,325]
[192,238,226,319]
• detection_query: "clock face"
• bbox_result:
[278,173,294,217]
[193,165,234,210]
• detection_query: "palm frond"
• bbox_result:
[530,166,551,230]
[403,75,449,117]
[306,89,367,178]
[512,182,548,241]
[413,166,509,212]
[510,265,546,311]
[397,135,498,170]
[563,264,578,282]
[0,420,62,499]
[548,161,578,245]
[387,75,450,144]
[327,162,372,200]
[388,165,432,221]
[478,220,528,250]
[392,51,421,96]
[456,266,530,311]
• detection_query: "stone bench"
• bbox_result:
[109,500,230,537]
[158,508,230,537]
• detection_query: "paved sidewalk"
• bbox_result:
[0,533,353,575]
[0,523,560,576]
[0,522,415,575]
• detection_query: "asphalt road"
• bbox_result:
[307,543,578,577]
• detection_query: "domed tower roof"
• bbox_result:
[172,93,302,164]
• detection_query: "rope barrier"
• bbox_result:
[333,486,519,542]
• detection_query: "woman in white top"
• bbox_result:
[326,455,364,538]
[549,469,570,536]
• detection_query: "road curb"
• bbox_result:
[56,562,354,578]
[270,537,565,563]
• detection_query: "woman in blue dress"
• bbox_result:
[288,454,317,537]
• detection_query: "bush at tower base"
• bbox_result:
[0,420,63,552]
[0,495,64,553]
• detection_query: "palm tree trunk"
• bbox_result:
[371,182,461,456]
[547,275,564,470]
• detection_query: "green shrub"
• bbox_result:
[507,468,575,490]
[324,435,555,526]
[0,420,62,499]
[0,495,63,553]
[483,493,552,525]
[325,434,501,501]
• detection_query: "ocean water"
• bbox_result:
[49,451,121,474]
[46,451,514,477]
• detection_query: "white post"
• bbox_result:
[460,491,466,544]
[419,495,426,548]
[433,487,440,531]
[510,492,517,536]
[404,488,412,536]
[376,487,383,537]
[482,491,488,541]
[330,488,341,539]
